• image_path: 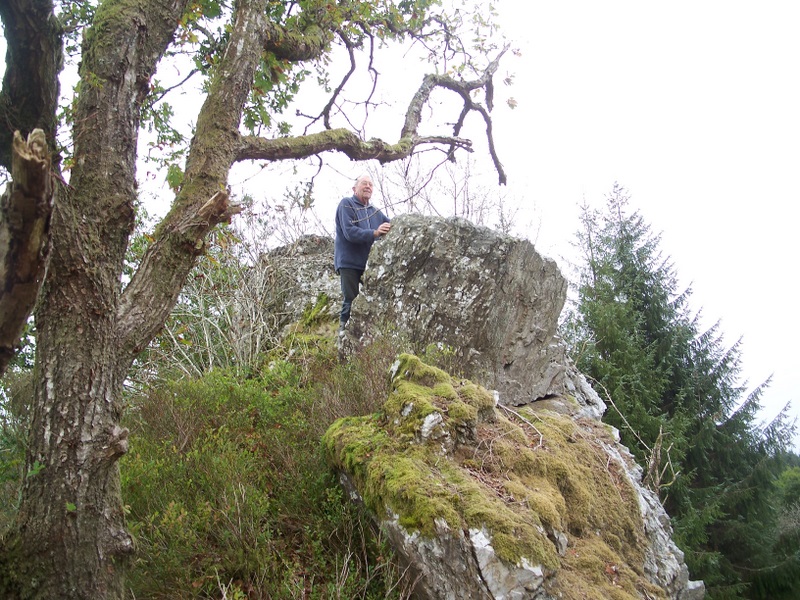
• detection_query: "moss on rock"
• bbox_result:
[300,292,334,328]
[323,353,664,599]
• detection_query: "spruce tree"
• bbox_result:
[564,183,797,599]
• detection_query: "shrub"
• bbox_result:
[122,339,411,599]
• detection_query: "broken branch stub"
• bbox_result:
[0,129,54,375]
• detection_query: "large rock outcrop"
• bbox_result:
[270,215,703,599]
[344,214,572,404]
[262,234,341,326]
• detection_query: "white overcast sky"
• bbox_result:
[493,0,800,436]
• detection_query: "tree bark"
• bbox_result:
[0,129,53,376]
[0,0,62,169]
[13,0,192,597]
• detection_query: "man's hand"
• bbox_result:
[374,222,391,237]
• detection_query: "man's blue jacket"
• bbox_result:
[334,195,390,272]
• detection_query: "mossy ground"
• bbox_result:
[324,353,668,600]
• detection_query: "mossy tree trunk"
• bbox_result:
[12,0,251,595]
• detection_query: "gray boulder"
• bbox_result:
[345,214,570,403]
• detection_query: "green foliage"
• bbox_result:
[57,0,97,56]
[564,183,798,599]
[746,459,800,600]
[777,466,800,504]
[243,53,307,135]
[0,369,33,539]
[132,222,278,381]
[165,163,184,192]
[300,293,333,329]
[122,338,411,599]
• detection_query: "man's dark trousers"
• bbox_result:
[339,268,363,328]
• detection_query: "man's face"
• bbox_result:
[353,177,373,204]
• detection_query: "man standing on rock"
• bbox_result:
[334,174,391,330]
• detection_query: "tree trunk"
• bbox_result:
[10,0,254,596]
[11,0,191,596]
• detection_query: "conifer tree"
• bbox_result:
[564,183,797,599]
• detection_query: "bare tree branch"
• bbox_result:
[0,129,53,375]
[400,46,509,184]
[315,31,358,131]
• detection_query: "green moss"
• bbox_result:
[383,380,440,438]
[369,451,462,534]
[447,400,477,424]
[431,382,459,401]
[553,536,666,600]
[456,381,495,412]
[503,477,565,531]
[324,353,654,594]
[390,354,451,388]
[459,474,559,568]
[323,415,389,483]
[300,293,334,328]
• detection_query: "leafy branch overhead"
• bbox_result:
[231,2,510,181]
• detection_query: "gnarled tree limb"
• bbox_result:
[0,129,53,375]
[236,44,508,182]
[235,128,473,163]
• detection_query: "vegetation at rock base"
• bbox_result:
[1,311,412,598]
[121,357,400,598]
[562,183,800,599]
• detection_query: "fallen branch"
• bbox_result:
[498,404,544,449]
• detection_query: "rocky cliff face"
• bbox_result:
[274,215,703,599]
